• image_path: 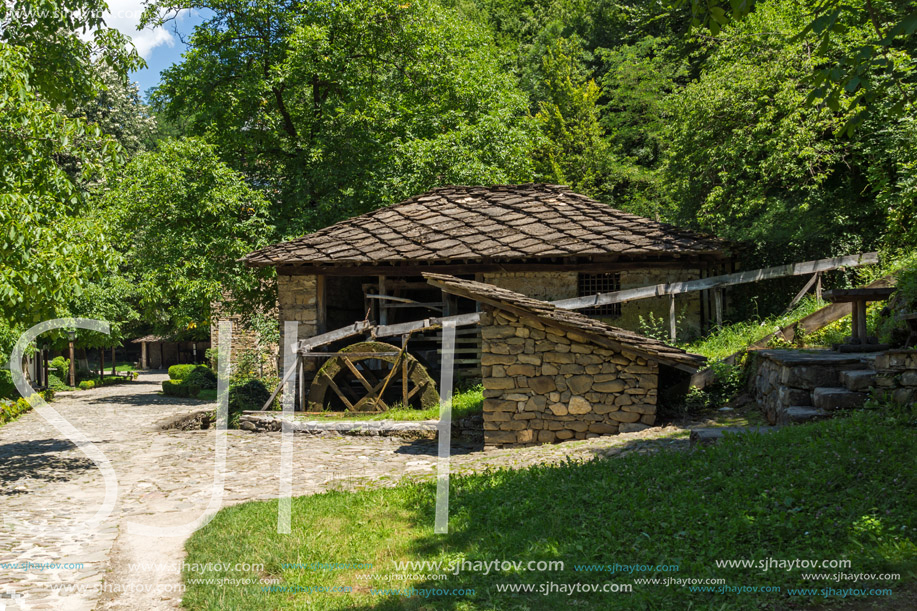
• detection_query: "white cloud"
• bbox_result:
[104,0,180,59]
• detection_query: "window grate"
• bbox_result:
[578,273,622,318]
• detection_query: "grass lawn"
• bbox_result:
[181,406,916,610]
[303,385,483,421]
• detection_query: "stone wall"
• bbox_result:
[480,308,658,448]
[277,274,321,375]
[483,271,578,302]
[618,268,703,338]
[872,349,917,406]
[483,268,705,338]
[210,316,278,377]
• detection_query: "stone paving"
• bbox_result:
[0,372,693,610]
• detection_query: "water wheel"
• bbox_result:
[307,342,439,413]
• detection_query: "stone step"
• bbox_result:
[812,387,867,411]
[840,369,877,392]
[776,406,832,425]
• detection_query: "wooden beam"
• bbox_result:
[373,312,481,338]
[553,252,879,311]
[714,289,723,327]
[297,320,371,352]
[784,272,819,314]
[277,256,729,277]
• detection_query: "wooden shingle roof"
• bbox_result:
[243,184,728,268]
[425,273,705,372]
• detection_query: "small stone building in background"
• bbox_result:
[427,274,705,448]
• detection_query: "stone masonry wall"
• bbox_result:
[278,274,320,376]
[484,269,704,338]
[480,308,658,448]
[872,349,917,406]
[210,317,278,377]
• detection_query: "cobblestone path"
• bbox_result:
[0,372,690,610]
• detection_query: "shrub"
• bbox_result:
[47,373,71,391]
[185,366,217,390]
[1,390,54,426]
[228,379,270,427]
[169,364,198,381]
[50,356,68,370]
[163,380,189,397]
[78,380,96,390]
[0,370,15,399]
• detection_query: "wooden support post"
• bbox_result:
[378,276,388,325]
[856,299,868,341]
[298,355,305,411]
[100,347,105,381]
[669,294,677,343]
[714,289,723,327]
[816,272,822,301]
[401,334,409,408]
[68,340,76,388]
[141,341,148,369]
[111,346,116,376]
[850,302,861,342]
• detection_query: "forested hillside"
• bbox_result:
[1,0,915,364]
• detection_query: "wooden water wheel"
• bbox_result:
[307,341,439,413]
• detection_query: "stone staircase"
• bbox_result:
[750,350,879,425]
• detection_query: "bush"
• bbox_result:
[169,364,198,381]
[1,390,54,426]
[185,365,217,390]
[0,370,15,399]
[50,355,68,370]
[78,380,96,390]
[47,373,71,391]
[228,379,270,427]
[163,380,190,397]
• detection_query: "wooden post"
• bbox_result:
[850,302,861,342]
[100,347,105,381]
[298,355,305,411]
[714,289,723,327]
[401,334,409,409]
[669,294,677,343]
[141,341,148,369]
[815,272,822,301]
[378,276,388,325]
[856,299,868,341]
[68,340,76,388]
[111,346,116,375]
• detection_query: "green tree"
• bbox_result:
[531,38,608,196]
[103,138,275,334]
[660,0,886,260]
[143,0,537,237]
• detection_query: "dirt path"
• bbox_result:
[0,372,693,610]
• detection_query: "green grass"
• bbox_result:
[181,407,916,610]
[305,384,483,421]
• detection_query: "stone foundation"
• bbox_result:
[872,349,917,406]
[480,308,657,448]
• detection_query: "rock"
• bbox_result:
[608,411,641,423]
[618,422,650,433]
[547,403,568,416]
[239,420,256,431]
[529,376,557,393]
[555,430,574,440]
[588,422,618,434]
[812,387,867,410]
[567,375,593,394]
[593,380,626,393]
[567,396,591,415]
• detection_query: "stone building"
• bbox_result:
[426,274,704,447]
[240,184,730,388]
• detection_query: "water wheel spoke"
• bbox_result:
[342,356,375,394]
[320,371,355,411]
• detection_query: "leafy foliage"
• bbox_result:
[103,138,275,333]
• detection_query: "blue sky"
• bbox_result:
[104,1,207,95]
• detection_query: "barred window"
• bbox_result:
[578,273,622,318]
